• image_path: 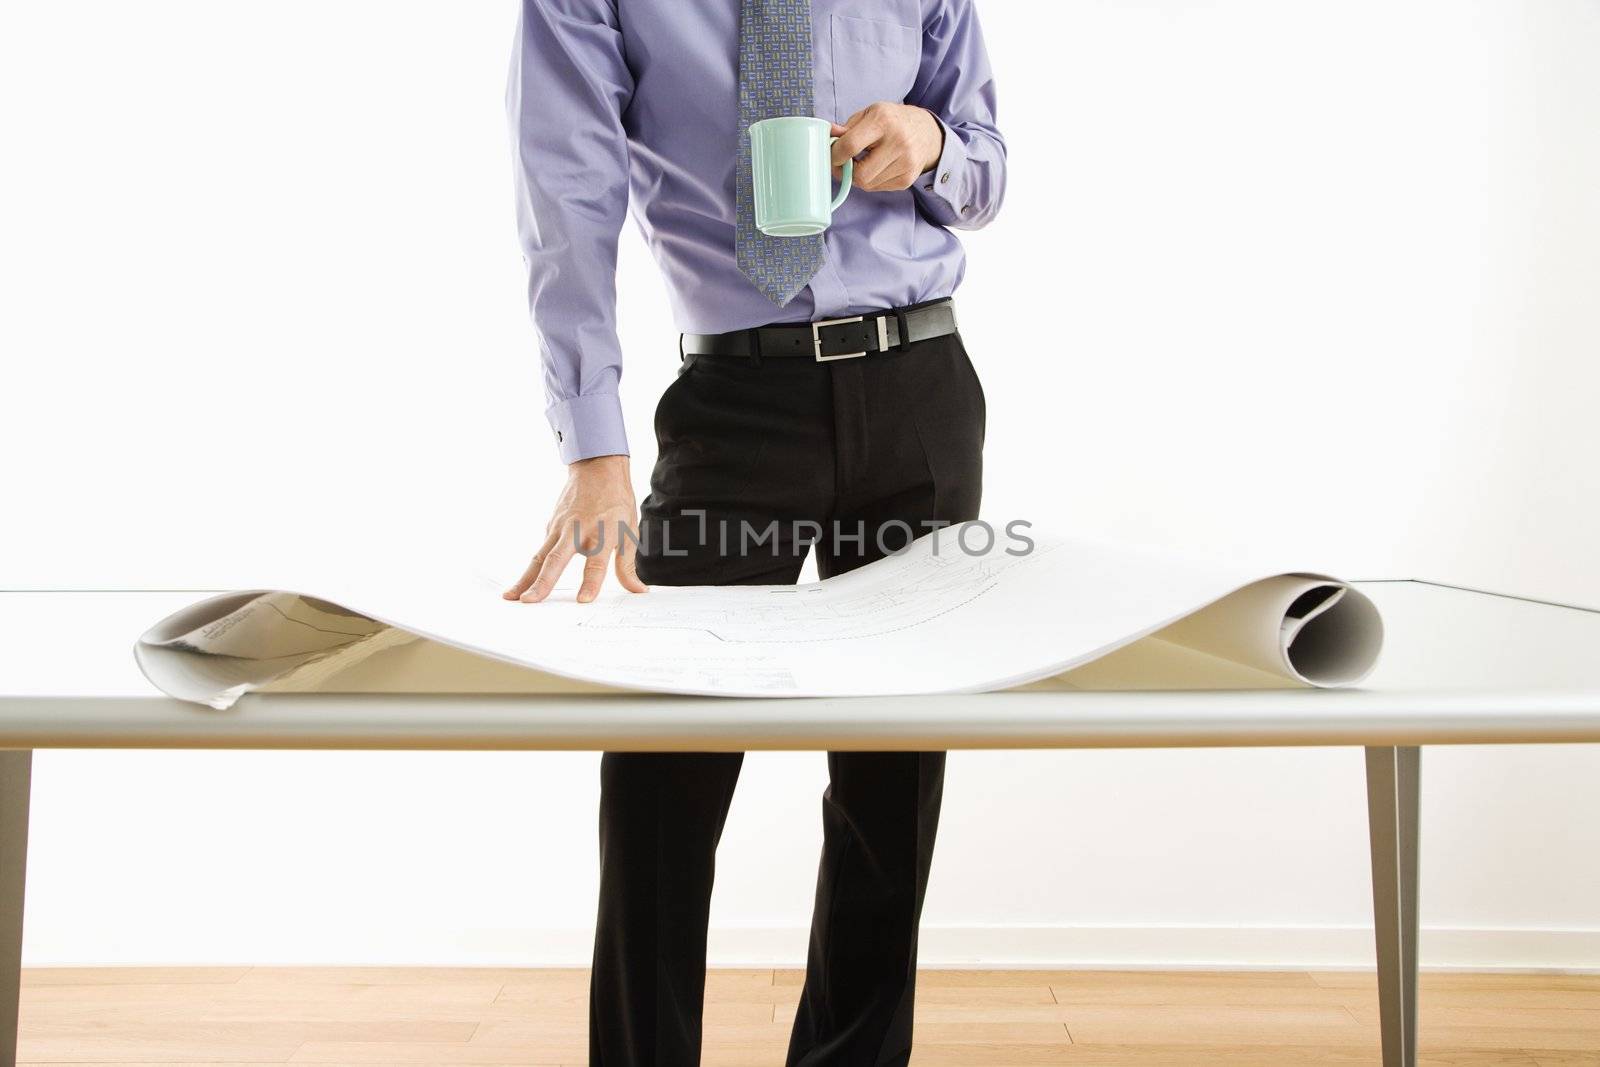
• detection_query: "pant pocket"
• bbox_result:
[652,352,699,442]
[954,332,987,437]
[909,340,984,522]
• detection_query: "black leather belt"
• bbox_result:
[680,298,958,362]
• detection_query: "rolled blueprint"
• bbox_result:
[134,524,1384,708]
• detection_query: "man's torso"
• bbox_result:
[613,0,965,332]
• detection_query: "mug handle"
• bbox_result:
[829,136,853,212]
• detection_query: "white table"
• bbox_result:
[2,581,1598,1067]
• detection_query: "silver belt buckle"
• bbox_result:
[812,315,889,362]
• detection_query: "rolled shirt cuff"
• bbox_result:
[918,116,973,223]
[546,393,630,463]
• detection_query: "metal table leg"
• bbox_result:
[0,750,30,1067]
[1365,745,1420,1067]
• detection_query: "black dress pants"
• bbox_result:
[588,328,985,1067]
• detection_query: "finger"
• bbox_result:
[863,161,917,193]
[504,531,560,599]
[832,117,884,166]
[853,144,906,190]
[829,115,857,176]
[521,534,577,603]
[615,529,649,594]
[576,545,612,604]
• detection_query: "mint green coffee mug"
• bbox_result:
[750,116,853,237]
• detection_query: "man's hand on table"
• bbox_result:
[504,454,648,605]
[831,103,945,193]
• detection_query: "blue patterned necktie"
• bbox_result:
[735,0,824,307]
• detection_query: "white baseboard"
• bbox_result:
[30,923,1599,971]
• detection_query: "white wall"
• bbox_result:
[4,0,1598,968]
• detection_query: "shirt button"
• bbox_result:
[940,172,951,185]
[961,204,972,216]
[556,430,563,442]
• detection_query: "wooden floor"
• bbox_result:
[14,967,1600,1065]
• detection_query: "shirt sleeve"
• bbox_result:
[506,0,634,462]
[908,0,1007,231]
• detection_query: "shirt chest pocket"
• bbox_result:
[827,13,921,120]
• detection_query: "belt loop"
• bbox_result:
[747,327,762,366]
[894,307,911,352]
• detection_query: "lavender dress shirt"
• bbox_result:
[507,0,1006,462]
